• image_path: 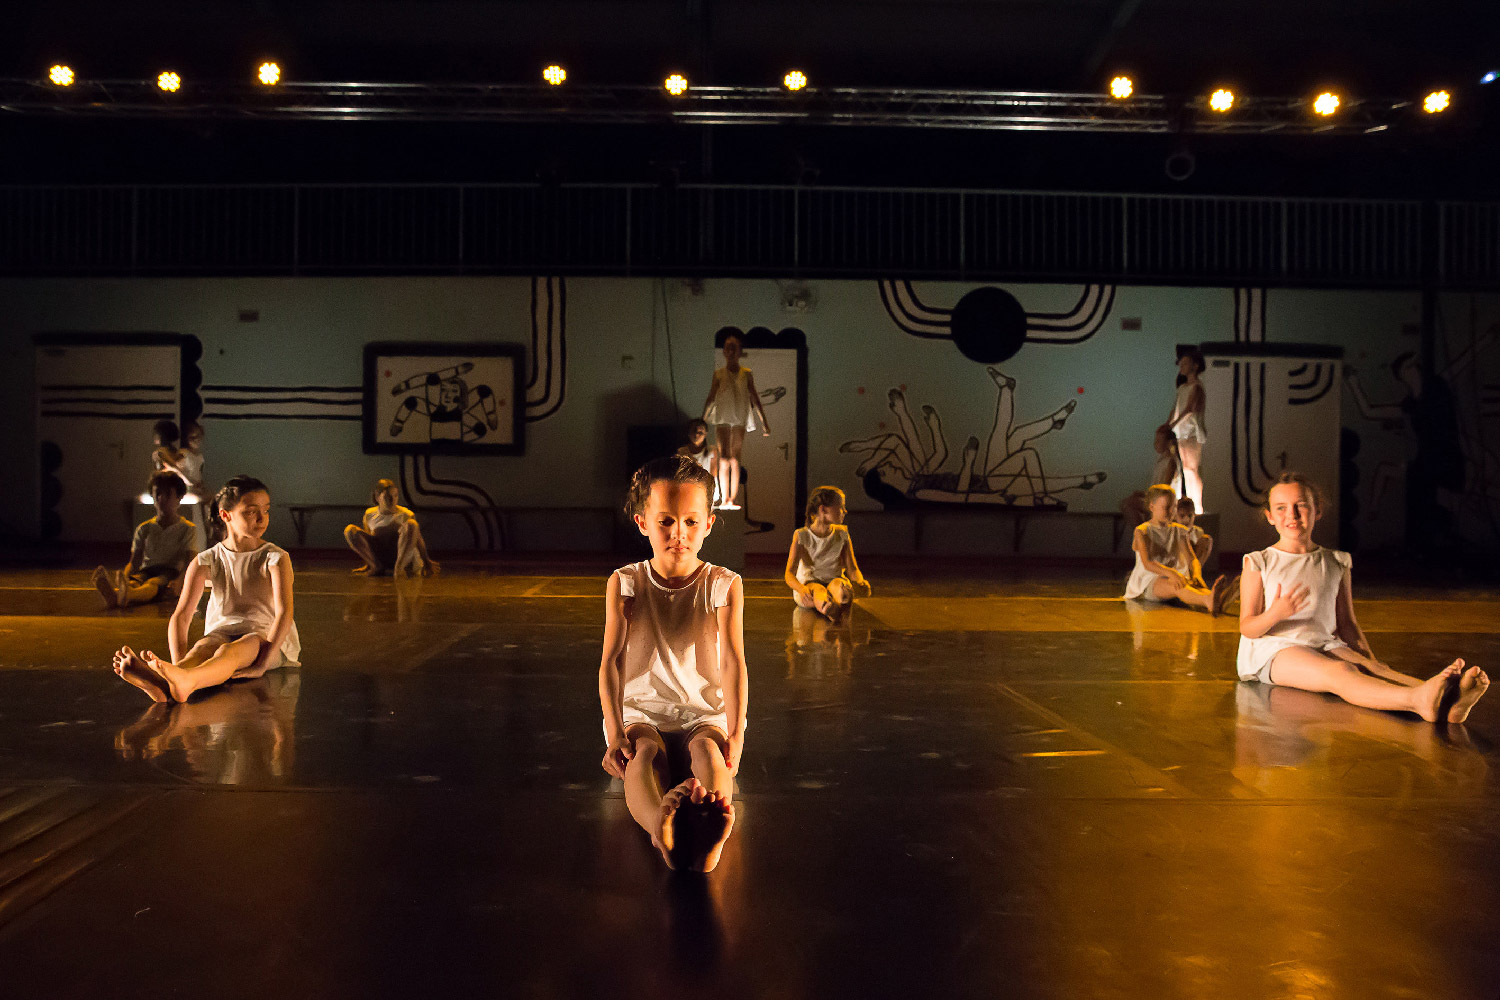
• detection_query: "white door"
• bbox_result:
[37,343,182,541]
[711,347,800,554]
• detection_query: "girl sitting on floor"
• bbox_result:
[1124,483,1232,614]
[1238,472,1488,723]
[784,485,871,624]
[599,455,747,873]
[344,479,438,577]
[113,475,300,704]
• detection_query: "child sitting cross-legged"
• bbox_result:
[93,471,198,609]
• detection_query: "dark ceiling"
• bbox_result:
[4,1,1498,194]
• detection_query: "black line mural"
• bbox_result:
[877,279,1116,363]
[841,368,1106,509]
[202,384,362,422]
[526,275,566,423]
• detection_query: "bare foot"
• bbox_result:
[116,569,133,609]
[1413,661,1464,722]
[654,779,699,870]
[676,781,737,873]
[352,565,375,575]
[92,566,118,609]
[423,560,440,577]
[1448,662,1490,724]
[1209,575,1232,616]
[140,649,190,703]
[112,646,170,703]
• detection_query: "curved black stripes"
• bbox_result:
[1288,363,1323,392]
[527,277,568,423]
[1025,285,1115,344]
[878,280,949,339]
[421,454,502,547]
[399,455,485,550]
[1027,285,1095,324]
[1290,366,1337,406]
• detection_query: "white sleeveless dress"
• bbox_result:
[793,525,850,585]
[1171,382,1207,443]
[704,366,759,431]
[1236,546,1352,683]
[1123,521,1193,600]
[196,541,302,667]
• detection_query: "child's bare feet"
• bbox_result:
[678,782,736,873]
[112,646,170,703]
[115,569,132,609]
[1209,575,1232,615]
[654,778,699,870]
[140,649,190,703]
[92,566,118,609]
[1413,660,1464,722]
[1448,661,1490,724]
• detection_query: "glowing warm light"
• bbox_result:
[157,71,181,93]
[543,64,566,86]
[1313,92,1340,116]
[257,62,281,86]
[664,73,689,96]
[1109,75,1133,99]
[1209,88,1234,112]
[49,65,75,87]
[783,69,808,91]
[1423,90,1450,113]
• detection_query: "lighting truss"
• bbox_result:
[0,80,1423,134]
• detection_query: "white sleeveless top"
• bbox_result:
[196,542,301,666]
[1123,521,1193,600]
[1237,546,1351,680]
[176,450,204,486]
[1171,382,1207,443]
[615,560,738,732]
[678,445,715,473]
[704,366,759,431]
[793,525,849,584]
[366,503,415,533]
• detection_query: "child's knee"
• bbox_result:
[688,734,726,768]
[343,525,362,540]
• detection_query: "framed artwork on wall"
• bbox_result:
[362,341,526,455]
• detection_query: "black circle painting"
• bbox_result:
[950,287,1028,364]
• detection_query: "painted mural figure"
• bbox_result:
[1167,349,1208,511]
[841,366,1105,508]
[389,362,501,444]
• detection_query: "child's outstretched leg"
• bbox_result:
[344,525,380,574]
[1271,647,1462,722]
[139,635,265,703]
[113,646,170,702]
[93,566,119,609]
[680,731,736,872]
[119,576,164,607]
[1149,575,1216,613]
[621,727,677,865]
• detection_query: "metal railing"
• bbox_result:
[0,182,1494,287]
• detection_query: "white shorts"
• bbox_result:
[198,627,290,671]
[1237,637,1350,685]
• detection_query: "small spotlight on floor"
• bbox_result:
[543,64,566,86]
[1423,90,1451,113]
[1209,88,1235,112]
[1482,70,1498,85]
[257,62,281,86]
[783,69,808,92]
[1313,91,1340,116]
[157,71,181,93]
[664,73,689,96]
[48,65,75,87]
[1109,75,1133,99]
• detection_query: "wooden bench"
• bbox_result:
[909,505,1127,554]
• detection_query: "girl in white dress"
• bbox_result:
[344,479,438,577]
[112,475,300,704]
[676,418,720,481]
[599,455,748,872]
[784,485,872,623]
[1238,473,1488,722]
[701,332,771,510]
[1168,349,1207,510]
[1124,483,1231,614]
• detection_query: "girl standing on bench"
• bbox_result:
[702,332,770,510]
[1237,472,1488,722]
[113,475,301,704]
[344,479,439,577]
[785,485,872,624]
[1124,483,1232,614]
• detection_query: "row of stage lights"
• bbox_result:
[42,61,1462,114]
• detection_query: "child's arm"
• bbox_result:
[598,573,633,778]
[248,556,296,674]
[166,559,208,662]
[1333,569,1375,658]
[717,576,749,775]
[783,538,814,603]
[1193,530,1213,566]
[1132,528,1187,583]
[1239,564,1309,639]
[123,526,146,578]
[841,531,872,596]
[745,372,771,435]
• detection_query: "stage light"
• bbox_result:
[1109,75,1133,99]
[157,71,181,93]
[664,73,689,96]
[1423,90,1450,113]
[543,64,566,86]
[1313,91,1339,116]
[1482,71,1498,85]
[1209,88,1234,112]
[48,64,75,87]
[783,69,808,92]
[257,62,281,86]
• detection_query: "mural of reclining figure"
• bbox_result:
[841,367,1106,508]
[389,362,501,444]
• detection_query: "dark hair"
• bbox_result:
[1261,471,1324,513]
[147,470,187,499]
[625,455,717,516]
[1176,497,1195,512]
[372,478,398,504]
[686,418,708,433]
[153,419,180,445]
[182,421,204,441]
[208,475,270,544]
[805,485,846,526]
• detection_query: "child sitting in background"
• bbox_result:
[1177,497,1213,566]
[677,418,720,482]
[150,420,184,479]
[1123,483,1232,614]
[344,479,439,577]
[94,471,197,609]
[784,485,872,624]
